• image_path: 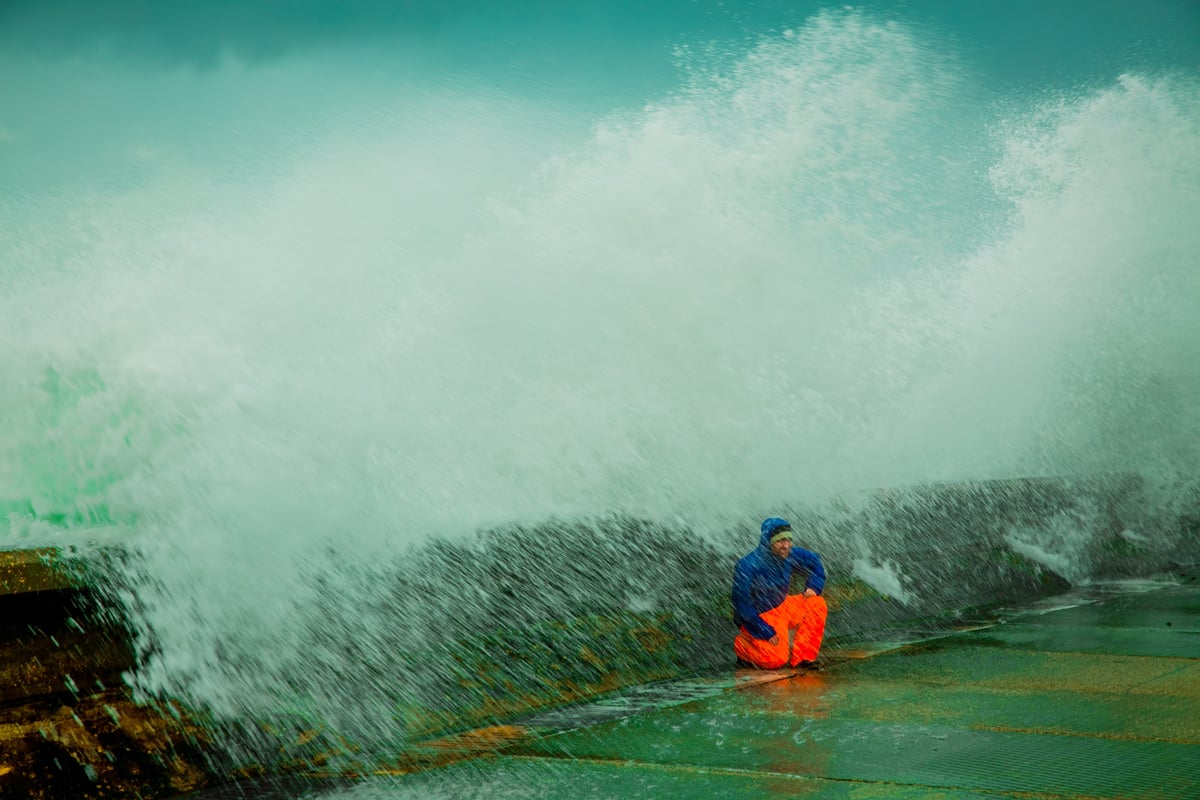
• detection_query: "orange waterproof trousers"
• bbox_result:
[733,593,828,669]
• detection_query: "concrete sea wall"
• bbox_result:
[364,474,1193,743]
[1,473,1196,797]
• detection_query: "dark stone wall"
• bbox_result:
[0,587,218,799]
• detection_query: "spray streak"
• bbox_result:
[1,8,1198,762]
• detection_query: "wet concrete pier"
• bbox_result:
[270,571,1200,800]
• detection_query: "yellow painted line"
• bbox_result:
[409,723,533,751]
[303,724,537,779]
[970,722,1200,746]
[503,754,1110,800]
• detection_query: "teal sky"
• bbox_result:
[2,1,1196,200]
[1,1,1196,93]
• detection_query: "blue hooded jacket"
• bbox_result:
[731,518,826,641]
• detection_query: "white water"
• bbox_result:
[2,9,1198,753]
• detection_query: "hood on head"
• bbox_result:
[759,517,793,548]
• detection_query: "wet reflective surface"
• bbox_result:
[188,572,1200,798]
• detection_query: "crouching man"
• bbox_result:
[731,517,828,669]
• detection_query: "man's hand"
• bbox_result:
[769,635,780,646]
[803,588,818,598]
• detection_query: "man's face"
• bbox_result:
[770,537,792,559]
